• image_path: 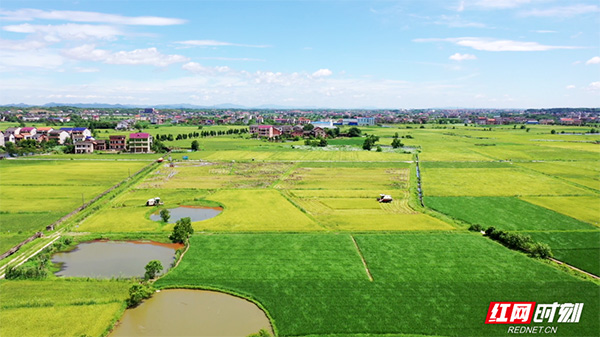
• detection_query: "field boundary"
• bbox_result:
[550,257,600,280]
[350,235,373,282]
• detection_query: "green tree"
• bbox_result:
[319,138,328,147]
[169,217,194,243]
[303,124,314,131]
[347,127,362,137]
[160,209,170,223]
[144,260,164,280]
[126,283,154,308]
[391,138,403,148]
[191,140,199,151]
[529,243,553,259]
[362,138,373,151]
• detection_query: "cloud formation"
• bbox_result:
[3,23,123,40]
[63,44,189,66]
[520,5,599,18]
[585,56,600,65]
[312,69,333,77]
[176,40,270,48]
[449,53,477,61]
[415,37,579,51]
[0,9,186,25]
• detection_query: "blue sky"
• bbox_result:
[0,0,598,108]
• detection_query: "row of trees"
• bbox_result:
[154,128,248,143]
[469,224,552,259]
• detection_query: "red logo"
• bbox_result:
[485,302,536,324]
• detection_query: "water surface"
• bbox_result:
[150,206,222,223]
[52,240,182,278]
[111,289,273,337]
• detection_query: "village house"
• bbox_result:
[291,126,304,137]
[19,127,37,140]
[5,127,21,138]
[60,127,92,142]
[3,132,15,144]
[297,117,311,125]
[128,132,153,153]
[109,135,127,151]
[74,141,94,154]
[0,131,4,147]
[48,130,70,144]
[93,139,107,151]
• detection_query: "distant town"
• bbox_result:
[1,106,598,156]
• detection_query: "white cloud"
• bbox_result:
[449,53,477,61]
[0,50,63,69]
[176,40,270,48]
[0,38,48,50]
[107,48,189,66]
[434,15,486,28]
[414,37,580,51]
[565,85,576,89]
[182,62,231,75]
[0,9,186,25]
[3,23,123,41]
[312,69,333,77]
[533,30,556,34]
[587,82,600,91]
[520,5,599,17]
[75,67,100,73]
[63,45,189,66]
[585,56,600,65]
[475,0,531,9]
[457,1,465,12]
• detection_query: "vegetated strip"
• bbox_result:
[549,257,600,280]
[0,161,159,277]
[0,235,61,279]
[0,160,158,261]
[350,235,373,282]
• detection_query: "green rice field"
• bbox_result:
[2,124,599,337]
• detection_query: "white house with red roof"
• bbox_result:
[128,132,153,153]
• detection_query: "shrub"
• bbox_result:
[468,224,483,232]
[126,283,155,308]
[169,217,194,243]
[529,243,553,259]
[160,209,170,223]
[144,260,164,281]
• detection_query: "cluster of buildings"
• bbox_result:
[249,119,373,139]
[1,126,153,154]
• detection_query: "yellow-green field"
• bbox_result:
[0,280,129,337]
[520,196,600,227]
[0,160,148,254]
[421,167,592,197]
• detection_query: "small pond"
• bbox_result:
[150,206,223,223]
[110,289,273,337]
[52,240,183,278]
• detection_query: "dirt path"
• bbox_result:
[549,258,599,280]
[350,235,373,282]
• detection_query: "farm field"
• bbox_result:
[424,196,600,274]
[420,167,591,197]
[1,124,599,337]
[0,279,130,337]
[0,160,149,254]
[75,157,446,232]
[520,196,600,226]
[156,233,600,337]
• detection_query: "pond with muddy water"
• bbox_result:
[110,289,273,337]
[150,206,223,223]
[51,240,183,278]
